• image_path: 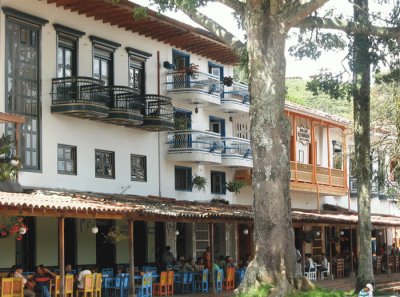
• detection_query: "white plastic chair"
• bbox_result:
[320,262,330,280]
[304,270,317,282]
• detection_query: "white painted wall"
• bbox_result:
[36,217,58,266]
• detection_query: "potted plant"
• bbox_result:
[225,179,246,194]
[223,76,233,87]
[185,63,199,79]
[192,175,207,192]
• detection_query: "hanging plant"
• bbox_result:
[223,76,233,87]
[0,217,28,240]
[225,179,246,194]
[103,226,128,244]
[192,175,207,192]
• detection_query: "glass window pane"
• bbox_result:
[57,48,63,65]
[58,160,65,171]
[93,58,100,76]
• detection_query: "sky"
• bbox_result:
[131,0,390,79]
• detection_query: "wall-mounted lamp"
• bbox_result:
[243,228,249,235]
[175,230,180,236]
[229,115,233,122]
[195,105,199,114]
[163,61,176,70]
[340,230,344,236]
[19,227,27,235]
[91,226,99,234]
[315,231,320,237]
[378,231,383,236]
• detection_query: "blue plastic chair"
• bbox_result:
[135,273,152,297]
[146,273,153,296]
[119,274,129,297]
[102,268,114,277]
[215,269,223,292]
[194,269,208,293]
[235,269,246,287]
[182,272,194,293]
[103,277,115,297]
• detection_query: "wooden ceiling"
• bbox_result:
[47,0,239,64]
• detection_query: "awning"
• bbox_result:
[0,189,400,227]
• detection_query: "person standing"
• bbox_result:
[203,247,211,270]
[162,246,175,270]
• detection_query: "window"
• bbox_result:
[4,8,47,171]
[95,150,115,178]
[209,116,225,137]
[208,62,223,80]
[131,154,147,182]
[90,36,121,86]
[126,47,151,95]
[54,24,84,78]
[129,57,144,95]
[57,144,77,175]
[175,166,192,191]
[211,171,226,194]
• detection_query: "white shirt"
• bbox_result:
[77,270,91,289]
[321,257,328,269]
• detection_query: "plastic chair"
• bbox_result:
[2,278,14,297]
[166,271,174,296]
[235,269,245,287]
[304,269,317,282]
[119,274,129,297]
[336,258,344,278]
[93,273,102,297]
[101,269,113,278]
[51,276,61,297]
[320,262,330,280]
[11,278,23,297]
[182,272,194,294]
[135,273,151,297]
[396,256,400,272]
[76,274,93,297]
[215,269,223,292]
[194,269,208,293]
[102,277,115,297]
[153,271,168,296]
[65,275,74,297]
[222,268,235,290]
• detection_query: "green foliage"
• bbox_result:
[192,175,207,192]
[306,72,353,101]
[0,135,20,182]
[239,284,273,297]
[285,78,353,120]
[226,179,246,194]
[132,7,150,19]
[289,287,353,297]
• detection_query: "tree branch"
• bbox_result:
[298,16,400,39]
[281,0,330,28]
[178,6,245,50]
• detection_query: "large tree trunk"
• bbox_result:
[353,0,374,292]
[235,2,296,297]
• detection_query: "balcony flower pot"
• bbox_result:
[185,63,199,79]
[192,175,207,192]
[223,76,233,87]
[226,179,246,194]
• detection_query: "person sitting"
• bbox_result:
[226,256,235,268]
[33,265,56,297]
[358,283,373,297]
[195,258,204,271]
[320,254,328,272]
[182,258,194,272]
[177,256,186,272]
[305,254,316,272]
[8,265,35,297]
[65,264,74,275]
[218,256,227,270]
[76,266,92,289]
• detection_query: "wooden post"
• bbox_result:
[58,217,65,297]
[327,125,332,185]
[293,115,298,182]
[329,226,333,271]
[350,227,354,273]
[301,225,306,276]
[209,223,215,293]
[128,219,135,297]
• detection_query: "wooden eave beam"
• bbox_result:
[69,1,96,13]
[0,112,25,124]
[85,4,112,18]
[102,9,131,23]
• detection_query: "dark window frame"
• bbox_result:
[126,47,151,95]
[95,149,115,179]
[57,144,77,175]
[211,171,226,195]
[4,11,45,171]
[175,166,192,192]
[130,154,147,182]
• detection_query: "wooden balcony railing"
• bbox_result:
[290,162,345,187]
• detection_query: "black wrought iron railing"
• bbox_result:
[137,95,175,128]
[223,82,250,104]
[51,76,105,104]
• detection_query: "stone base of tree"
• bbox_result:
[0,181,23,193]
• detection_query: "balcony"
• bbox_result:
[166,72,223,105]
[166,130,224,164]
[290,162,345,188]
[51,77,109,119]
[96,86,144,126]
[349,177,387,199]
[220,83,250,113]
[221,137,252,168]
[139,95,175,131]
